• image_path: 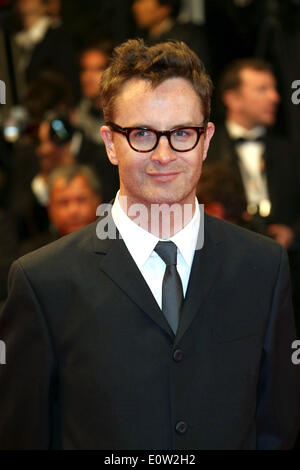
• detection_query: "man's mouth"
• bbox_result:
[147,172,181,182]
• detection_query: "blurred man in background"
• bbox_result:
[132,0,210,69]
[75,39,113,145]
[207,58,300,334]
[208,58,298,249]
[48,164,101,236]
[19,164,102,255]
[10,0,80,102]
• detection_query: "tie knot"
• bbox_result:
[154,241,177,266]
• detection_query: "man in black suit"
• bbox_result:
[0,39,299,450]
[11,0,80,102]
[132,0,211,70]
[207,58,300,334]
[208,58,298,246]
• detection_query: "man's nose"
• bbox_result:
[150,135,177,164]
[66,202,81,219]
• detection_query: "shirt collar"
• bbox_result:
[226,120,266,140]
[15,16,52,49]
[111,191,200,270]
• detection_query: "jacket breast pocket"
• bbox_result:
[211,325,263,379]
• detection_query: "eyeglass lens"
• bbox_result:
[129,128,199,151]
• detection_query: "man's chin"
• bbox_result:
[142,190,194,208]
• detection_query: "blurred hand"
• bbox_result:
[267,224,294,249]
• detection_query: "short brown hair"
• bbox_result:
[48,164,102,198]
[219,58,273,97]
[99,38,212,123]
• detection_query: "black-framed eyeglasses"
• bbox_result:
[106,121,206,153]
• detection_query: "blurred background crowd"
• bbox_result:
[0,0,300,340]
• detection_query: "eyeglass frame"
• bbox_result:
[105,121,207,153]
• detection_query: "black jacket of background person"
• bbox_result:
[206,124,300,334]
[25,24,81,103]
[0,211,299,450]
[206,124,299,233]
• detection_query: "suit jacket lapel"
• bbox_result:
[92,212,174,339]
[175,214,224,345]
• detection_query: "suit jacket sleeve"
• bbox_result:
[0,260,57,449]
[256,246,300,449]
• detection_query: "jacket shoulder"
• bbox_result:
[205,213,283,260]
[16,220,98,274]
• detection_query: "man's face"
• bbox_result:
[80,50,109,100]
[231,68,280,127]
[48,175,101,236]
[101,77,214,209]
[132,0,170,30]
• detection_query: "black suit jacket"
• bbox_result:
[0,213,299,449]
[207,124,298,229]
[25,24,81,103]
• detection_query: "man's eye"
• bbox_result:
[173,129,191,139]
[174,130,187,136]
[132,129,153,139]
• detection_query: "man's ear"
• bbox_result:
[202,122,215,162]
[100,126,118,165]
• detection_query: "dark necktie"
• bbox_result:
[154,241,183,334]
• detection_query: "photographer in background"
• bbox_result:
[8,70,118,242]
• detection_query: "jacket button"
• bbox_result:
[173,349,183,362]
[175,421,188,435]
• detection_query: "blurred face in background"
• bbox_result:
[80,50,110,101]
[225,68,280,128]
[48,174,101,235]
[132,0,171,30]
[36,121,74,176]
[16,0,47,19]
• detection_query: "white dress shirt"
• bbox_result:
[226,120,270,212]
[111,191,200,309]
